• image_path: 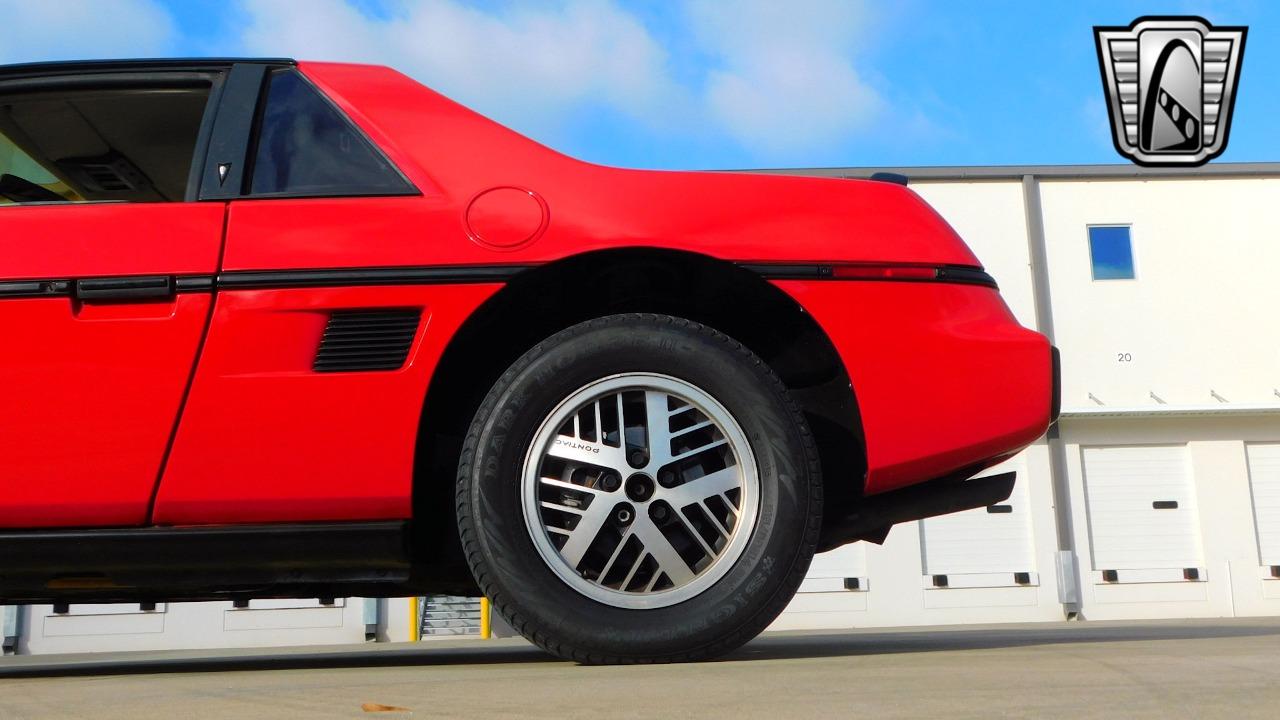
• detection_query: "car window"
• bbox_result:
[0,84,211,205]
[248,69,412,197]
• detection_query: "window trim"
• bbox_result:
[238,67,420,201]
[0,70,221,94]
[186,72,229,201]
[1086,223,1138,281]
[0,58,292,82]
[197,62,271,201]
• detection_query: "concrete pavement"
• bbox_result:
[2,618,1279,719]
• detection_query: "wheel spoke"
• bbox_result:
[674,510,717,558]
[540,500,583,515]
[558,497,614,570]
[643,389,674,468]
[670,418,714,440]
[643,572,664,592]
[670,438,728,464]
[721,492,741,514]
[631,514,695,587]
[597,531,632,585]
[700,501,731,539]
[620,552,647,590]
[663,466,741,512]
[539,477,599,495]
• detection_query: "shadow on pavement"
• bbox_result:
[728,621,1280,662]
[4,619,1279,678]
[0,643,557,678]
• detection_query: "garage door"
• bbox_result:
[801,542,868,593]
[1082,445,1203,576]
[920,459,1036,587]
[1246,443,1280,566]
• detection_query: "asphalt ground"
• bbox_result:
[2,618,1278,719]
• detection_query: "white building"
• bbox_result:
[8,162,1280,654]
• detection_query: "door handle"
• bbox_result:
[74,275,175,301]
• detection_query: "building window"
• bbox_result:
[1088,225,1135,280]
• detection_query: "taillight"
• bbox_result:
[831,265,939,281]
[741,263,998,289]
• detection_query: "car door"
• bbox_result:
[153,65,502,525]
[0,64,234,527]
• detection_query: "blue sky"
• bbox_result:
[0,0,1275,169]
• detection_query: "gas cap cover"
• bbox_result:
[465,186,548,250]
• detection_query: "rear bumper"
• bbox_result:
[774,279,1055,496]
[1050,345,1062,424]
[820,470,1018,550]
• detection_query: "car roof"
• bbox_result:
[0,58,296,80]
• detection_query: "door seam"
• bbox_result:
[145,202,231,523]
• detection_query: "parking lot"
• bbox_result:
[1,618,1277,719]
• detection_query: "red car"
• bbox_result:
[0,58,1056,663]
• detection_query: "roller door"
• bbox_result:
[920,459,1036,588]
[1246,443,1280,567]
[1082,445,1204,581]
[801,543,869,593]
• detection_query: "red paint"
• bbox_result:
[153,284,499,525]
[777,280,1052,495]
[1,61,1052,532]
[0,203,225,279]
[290,62,982,272]
[0,203,223,527]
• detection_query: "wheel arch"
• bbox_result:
[410,248,867,583]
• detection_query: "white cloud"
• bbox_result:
[689,0,882,158]
[0,0,176,64]
[0,0,892,162]
[235,0,683,138]
[0,0,898,163]
[233,0,886,160]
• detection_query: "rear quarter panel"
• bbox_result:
[299,62,981,270]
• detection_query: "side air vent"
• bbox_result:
[314,309,421,373]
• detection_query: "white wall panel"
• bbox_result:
[1039,177,1280,410]
[910,181,1038,329]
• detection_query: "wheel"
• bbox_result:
[456,313,822,664]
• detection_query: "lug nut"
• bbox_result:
[599,472,621,492]
[616,507,633,524]
[651,504,669,522]
[628,450,649,468]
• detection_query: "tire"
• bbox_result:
[456,313,822,664]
